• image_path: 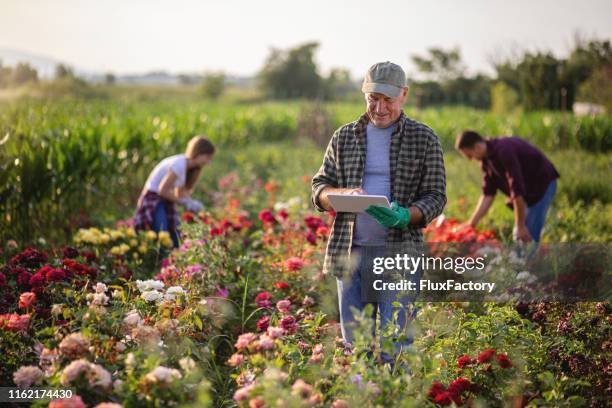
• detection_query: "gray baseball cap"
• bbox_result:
[361,61,406,98]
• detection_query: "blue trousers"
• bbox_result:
[152,201,180,248]
[514,180,557,243]
[336,246,417,358]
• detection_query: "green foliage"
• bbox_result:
[494,38,612,112]
[518,52,562,111]
[491,82,521,114]
[200,72,226,99]
[258,42,323,99]
[410,48,491,109]
[0,99,610,245]
[0,61,38,88]
[578,64,612,112]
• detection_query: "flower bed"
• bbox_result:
[1,179,609,407]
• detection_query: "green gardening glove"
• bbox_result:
[365,202,411,228]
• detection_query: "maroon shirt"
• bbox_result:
[481,137,559,208]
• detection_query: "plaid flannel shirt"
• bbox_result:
[311,112,446,277]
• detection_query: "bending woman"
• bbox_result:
[134,136,215,247]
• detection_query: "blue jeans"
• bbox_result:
[514,180,557,243]
[336,246,417,359]
[152,201,180,248]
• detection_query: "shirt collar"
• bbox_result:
[485,138,498,158]
[357,111,406,133]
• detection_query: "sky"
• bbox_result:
[1,0,611,79]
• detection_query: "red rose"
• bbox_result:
[44,267,66,282]
[29,272,46,288]
[17,271,32,288]
[11,247,48,268]
[277,210,289,220]
[304,215,324,231]
[210,227,224,236]
[18,292,36,309]
[62,247,79,259]
[457,354,472,369]
[7,266,27,276]
[427,381,446,399]
[256,315,270,332]
[449,378,471,394]
[258,209,277,225]
[274,281,290,290]
[279,315,297,334]
[316,226,329,236]
[83,251,97,263]
[477,348,496,363]
[285,257,305,272]
[182,212,196,223]
[496,353,513,368]
[434,391,452,406]
[305,231,317,245]
[255,291,272,308]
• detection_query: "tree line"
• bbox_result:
[2,38,610,112]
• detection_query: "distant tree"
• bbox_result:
[578,64,612,111]
[0,60,11,88]
[560,39,611,108]
[494,61,520,93]
[104,73,116,85]
[411,47,465,82]
[258,42,322,99]
[10,62,38,85]
[55,64,75,80]
[178,74,199,85]
[322,68,356,100]
[410,47,490,108]
[200,72,225,99]
[517,52,561,111]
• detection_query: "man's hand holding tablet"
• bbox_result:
[365,202,411,228]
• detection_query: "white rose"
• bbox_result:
[145,366,182,384]
[136,279,165,292]
[141,290,162,302]
[165,286,186,301]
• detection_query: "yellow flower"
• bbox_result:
[146,231,158,241]
[126,228,136,238]
[110,244,130,256]
[130,239,138,247]
[110,230,124,241]
[132,252,139,259]
[100,234,111,244]
[138,245,148,254]
[158,231,173,248]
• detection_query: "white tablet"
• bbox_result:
[327,194,391,213]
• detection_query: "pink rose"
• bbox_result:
[18,292,36,309]
[276,299,292,314]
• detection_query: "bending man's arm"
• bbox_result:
[512,195,532,242]
[468,194,495,227]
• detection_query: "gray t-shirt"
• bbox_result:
[352,122,396,246]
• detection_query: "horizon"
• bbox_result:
[1,0,611,80]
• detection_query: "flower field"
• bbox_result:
[1,98,611,407]
[1,171,610,408]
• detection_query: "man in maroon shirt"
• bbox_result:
[455,130,560,242]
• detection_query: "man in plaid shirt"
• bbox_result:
[311,62,446,360]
